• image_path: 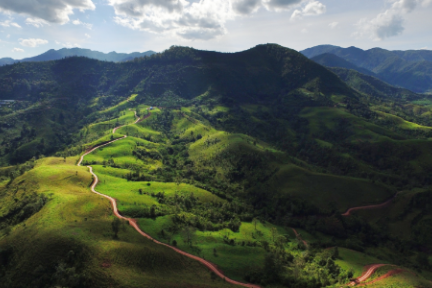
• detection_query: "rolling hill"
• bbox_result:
[1,44,432,288]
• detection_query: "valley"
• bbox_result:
[1,44,432,288]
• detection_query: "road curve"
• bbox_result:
[357,269,403,286]
[342,192,400,216]
[78,110,261,288]
[348,264,390,286]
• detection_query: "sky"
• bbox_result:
[0,0,431,59]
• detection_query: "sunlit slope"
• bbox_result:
[0,157,236,288]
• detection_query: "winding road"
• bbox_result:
[78,109,260,288]
[348,264,390,286]
[341,192,400,216]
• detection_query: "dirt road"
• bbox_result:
[78,110,260,288]
[342,192,400,216]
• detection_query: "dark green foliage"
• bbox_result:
[111,218,121,239]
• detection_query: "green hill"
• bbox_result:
[1,44,432,287]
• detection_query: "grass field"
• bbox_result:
[0,157,237,288]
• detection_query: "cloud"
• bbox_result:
[111,0,233,40]
[291,1,326,20]
[355,0,431,40]
[109,0,326,40]
[26,18,49,28]
[85,33,91,38]
[0,0,95,25]
[72,19,93,29]
[263,0,303,11]
[0,20,21,28]
[329,21,338,28]
[19,38,49,47]
[420,47,429,50]
[232,0,262,14]
[12,47,24,52]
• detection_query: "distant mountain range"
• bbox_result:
[0,48,156,66]
[301,45,432,94]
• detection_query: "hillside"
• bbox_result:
[329,67,422,100]
[302,45,432,93]
[1,44,432,287]
[0,48,156,66]
[311,53,375,76]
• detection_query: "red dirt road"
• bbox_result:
[357,269,403,286]
[292,228,308,248]
[78,110,260,288]
[348,264,393,286]
[342,192,400,216]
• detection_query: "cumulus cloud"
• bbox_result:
[85,33,91,38]
[291,1,326,20]
[19,38,49,47]
[263,0,303,10]
[0,0,95,25]
[356,0,431,40]
[232,0,262,14]
[109,0,326,40]
[0,20,21,28]
[72,19,93,29]
[12,48,24,52]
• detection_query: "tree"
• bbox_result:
[252,217,258,230]
[111,218,121,239]
[270,227,278,243]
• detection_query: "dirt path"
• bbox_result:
[78,110,260,288]
[357,269,403,286]
[342,192,400,216]
[348,264,393,286]
[292,228,308,248]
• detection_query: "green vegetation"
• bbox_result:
[2,44,432,287]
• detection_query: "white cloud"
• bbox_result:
[19,38,49,47]
[12,47,24,52]
[420,47,429,50]
[26,18,49,28]
[109,0,326,40]
[85,33,91,38]
[355,0,431,40]
[329,21,338,28]
[0,20,21,28]
[0,0,95,25]
[291,1,326,20]
[72,19,93,30]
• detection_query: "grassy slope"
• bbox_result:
[0,157,236,288]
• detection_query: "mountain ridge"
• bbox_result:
[302,45,432,93]
[0,47,157,66]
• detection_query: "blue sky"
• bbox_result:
[0,0,431,59]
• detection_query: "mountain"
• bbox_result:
[302,45,432,93]
[0,48,156,66]
[2,44,432,288]
[311,53,376,76]
[0,58,16,66]
[329,67,422,100]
